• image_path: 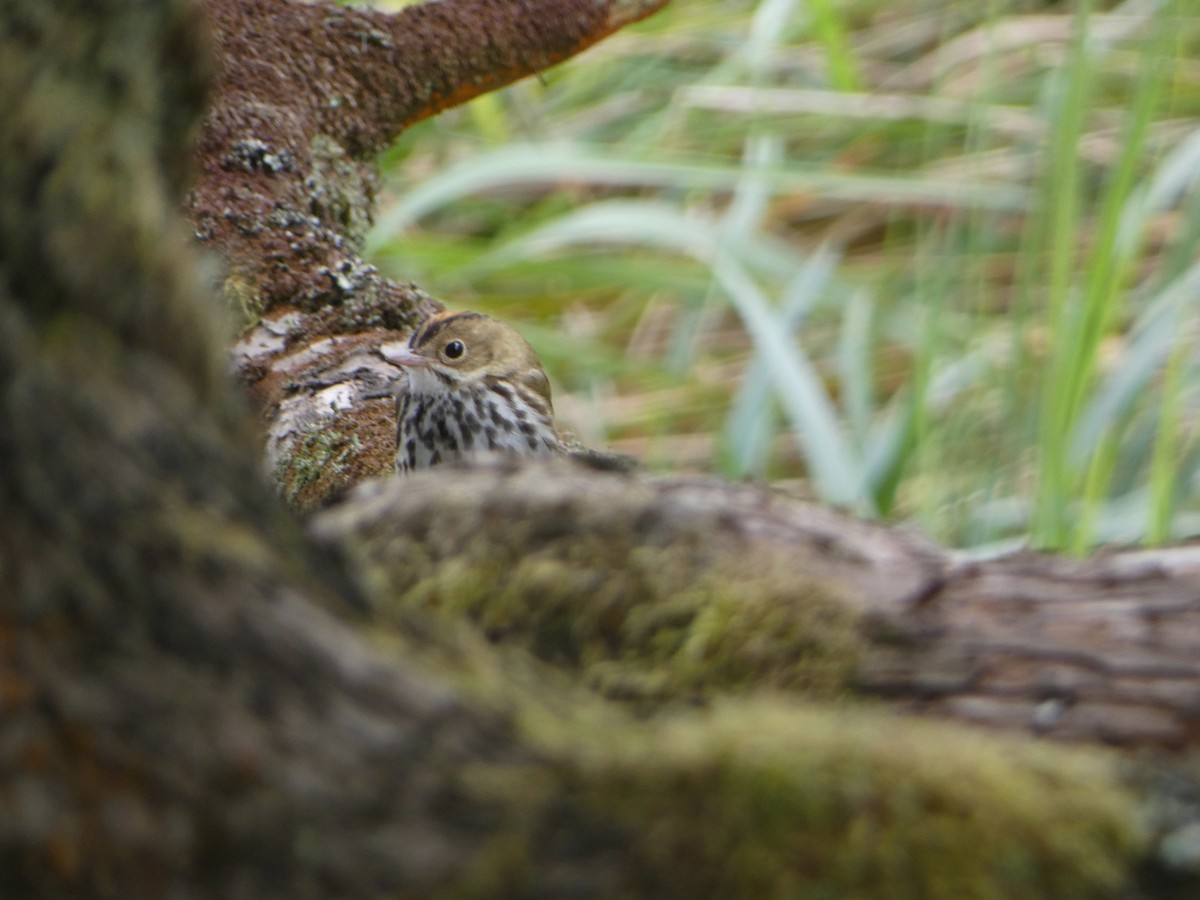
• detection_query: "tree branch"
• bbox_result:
[191,0,665,508]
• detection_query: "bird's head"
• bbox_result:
[383,310,552,407]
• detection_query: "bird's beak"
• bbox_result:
[380,343,431,368]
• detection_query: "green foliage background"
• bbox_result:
[366,0,1200,552]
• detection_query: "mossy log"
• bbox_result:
[4,0,1200,898]
[316,460,1200,749]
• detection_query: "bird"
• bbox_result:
[384,310,565,474]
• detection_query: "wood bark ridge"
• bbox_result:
[4,0,1200,898]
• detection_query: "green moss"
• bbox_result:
[344,467,859,708]
[368,520,859,709]
[444,700,1143,900]
[276,425,363,510]
[575,702,1143,899]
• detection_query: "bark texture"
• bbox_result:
[5,0,1200,898]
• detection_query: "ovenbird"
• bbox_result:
[385,310,565,474]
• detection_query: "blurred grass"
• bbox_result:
[364,0,1200,552]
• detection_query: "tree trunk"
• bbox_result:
[3,1,1200,898]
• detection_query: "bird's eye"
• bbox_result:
[443,339,465,360]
